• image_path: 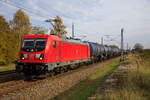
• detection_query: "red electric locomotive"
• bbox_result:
[16,35,90,77]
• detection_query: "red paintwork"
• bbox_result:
[60,42,90,62]
[19,35,90,64]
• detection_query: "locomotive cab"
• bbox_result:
[21,38,46,61]
[16,35,60,76]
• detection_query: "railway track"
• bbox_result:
[0,73,55,96]
[0,70,24,83]
[0,70,16,75]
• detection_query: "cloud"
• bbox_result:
[0,1,17,20]
[0,0,150,48]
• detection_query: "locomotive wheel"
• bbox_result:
[37,74,46,79]
[60,67,65,73]
[85,62,89,66]
[63,66,68,72]
[24,74,33,81]
[54,68,60,74]
[48,71,55,76]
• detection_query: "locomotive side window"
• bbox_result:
[53,41,56,48]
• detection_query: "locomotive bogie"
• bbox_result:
[16,63,48,75]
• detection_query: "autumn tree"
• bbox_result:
[0,16,9,64]
[32,26,47,35]
[7,30,18,63]
[10,9,31,48]
[0,30,7,64]
[0,16,18,64]
[134,43,144,52]
[50,16,67,38]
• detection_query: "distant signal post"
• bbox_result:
[120,28,124,61]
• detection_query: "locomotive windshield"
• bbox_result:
[22,39,46,52]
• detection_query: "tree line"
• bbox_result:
[0,9,67,65]
[0,9,30,65]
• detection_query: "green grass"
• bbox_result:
[54,61,120,100]
[0,63,15,72]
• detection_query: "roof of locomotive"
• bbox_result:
[23,34,59,40]
[61,38,88,45]
[24,34,48,38]
[23,35,87,45]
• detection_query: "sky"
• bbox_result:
[0,0,150,49]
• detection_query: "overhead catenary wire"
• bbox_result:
[8,0,54,19]
[0,0,54,20]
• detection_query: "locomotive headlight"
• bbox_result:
[21,54,27,60]
[39,54,44,60]
[39,57,43,60]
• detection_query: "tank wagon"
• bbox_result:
[88,42,105,62]
[16,34,120,77]
[113,48,120,56]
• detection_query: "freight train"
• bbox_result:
[16,35,120,78]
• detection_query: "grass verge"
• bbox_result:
[54,61,120,100]
[96,53,150,100]
[0,63,15,72]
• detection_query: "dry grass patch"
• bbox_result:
[0,63,15,72]
[96,53,150,100]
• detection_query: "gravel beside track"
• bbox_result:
[0,58,119,100]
